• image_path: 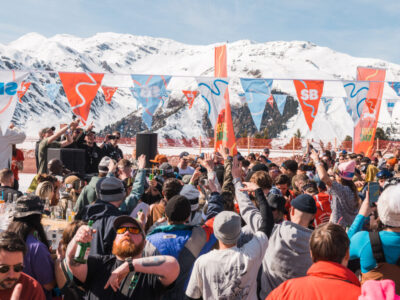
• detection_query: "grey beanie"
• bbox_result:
[96,177,125,202]
[180,184,200,211]
[213,211,241,245]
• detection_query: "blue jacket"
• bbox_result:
[145,224,207,300]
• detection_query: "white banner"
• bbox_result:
[342,81,369,124]
[0,71,29,133]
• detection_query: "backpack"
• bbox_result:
[361,231,400,294]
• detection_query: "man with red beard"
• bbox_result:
[66,215,179,300]
[0,231,45,300]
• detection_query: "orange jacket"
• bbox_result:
[267,261,361,300]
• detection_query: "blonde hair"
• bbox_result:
[35,181,54,200]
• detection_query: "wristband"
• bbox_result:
[126,258,135,272]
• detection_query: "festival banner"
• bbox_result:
[131,75,171,129]
[273,94,288,115]
[17,81,31,103]
[58,72,104,125]
[267,94,274,108]
[45,84,61,103]
[182,90,198,109]
[240,78,273,131]
[321,97,332,114]
[101,86,118,104]
[293,80,324,131]
[354,67,386,156]
[0,71,29,133]
[238,93,247,104]
[388,82,400,96]
[214,45,237,155]
[386,99,396,118]
[342,81,369,124]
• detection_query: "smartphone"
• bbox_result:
[368,182,380,207]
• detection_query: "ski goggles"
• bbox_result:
[116,227,141,235]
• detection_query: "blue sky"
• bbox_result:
[1,0,400,63]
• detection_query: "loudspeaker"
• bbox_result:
[136,133,158,168]
[47,148,86,175]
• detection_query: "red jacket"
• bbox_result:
[267,261,361,300]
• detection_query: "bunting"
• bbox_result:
[58,72,104,125]
[388,82,400,96]
[0,71,29,133]
[293,80,324,131]
[386,99,396,118]
[45,83,61,103]
[131,75,171,129]
[240,78,273,131]
[321,97,332,114]
[101,86,118,104]
[273,94,288,115]
[267,94,274,108]
[342,81,369,124]
[182,90,198,109]
[343,97,352,117]
[17,81,31,103]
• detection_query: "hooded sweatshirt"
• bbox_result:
[80,200,125,256]
[234,181,312,299]
[74,176,102,215]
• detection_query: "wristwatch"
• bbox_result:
[126,258,135,272]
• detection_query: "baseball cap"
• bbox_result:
[291,194,317,214]
[150,154,168,164]
[180,151,190,159]
[113,215,144,235]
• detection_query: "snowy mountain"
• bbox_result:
[3,32,400,142]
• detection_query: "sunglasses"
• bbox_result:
[0,264,24,273]
[116,227,141,235]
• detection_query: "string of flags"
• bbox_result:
[1,67,400,133]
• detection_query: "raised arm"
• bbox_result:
[120,154,146,213]
[219,146,234,194]
[49,120,79,144]
[310,148,332,187]
[65,224,95,283]
[105,255,180,291]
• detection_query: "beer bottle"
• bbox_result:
[74,220,94,264]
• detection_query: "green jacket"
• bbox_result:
[74,176,102,214]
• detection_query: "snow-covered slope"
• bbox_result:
[3,33,400,141]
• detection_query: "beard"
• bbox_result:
[0,277,18,289]
[112,236,145,259]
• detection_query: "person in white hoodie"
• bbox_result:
[235,158,316,299]
[0,124,25,170]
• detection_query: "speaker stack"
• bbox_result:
[47,148,86,175]
[136,133,158,168]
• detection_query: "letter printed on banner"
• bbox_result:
[58,72,104,124]
[182,90,198,109]
[0,71,28,133]
[101,86,118,104]
[293,80,324,131]
[17,81,31,103]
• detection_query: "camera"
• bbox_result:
[108,135,117,140]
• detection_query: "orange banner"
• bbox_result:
[354,67,386,156]
[17,81,31,103]
[182,90,198,109]
[101,86,118,104]
[293,80,324,131]
[214,45,237,155]
[59,72,104,124]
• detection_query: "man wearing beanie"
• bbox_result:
[186,162,273,300]
[145,195,207,300]
[74,156,112,215]
[233,156,316,299]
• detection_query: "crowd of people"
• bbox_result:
[0,121,399,300]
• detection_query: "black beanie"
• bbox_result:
[165,195,191,222]
[291,194,317,214]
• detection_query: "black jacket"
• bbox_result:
[0,186,22,202]
[80,143,104,174]
[79,200,126,256]
[102,143,123,162]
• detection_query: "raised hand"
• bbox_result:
[218,144,229,160]
[232,156,242,179]
[199,153,214,172]
[137,154,146,169]
[240,181,260,193]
